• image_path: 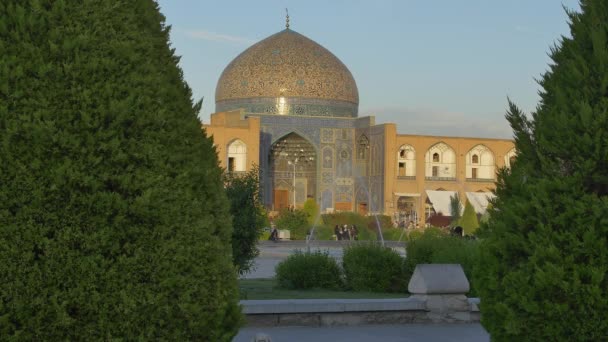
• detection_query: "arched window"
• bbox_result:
[357,135,369,160]
[425,142,456,179]
[227,139,247,172]
[505,148,517,169]
[466,145,495,180]
[397,144,416,177]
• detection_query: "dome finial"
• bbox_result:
[285,8,290,29]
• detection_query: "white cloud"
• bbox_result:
[180,29,256,45]
[362,106,513,139]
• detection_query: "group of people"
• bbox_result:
[334,224,358,241]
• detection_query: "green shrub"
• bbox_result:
[382,227,406,241]
[342,243,407,293]
[458,201,479,235]
[274,209,309,239]
[303,198,320,224]
[370,215,393,230]
[309,224,335,240]
[0,1,241,340]
[225,166,267,275]
[275,250,342,290]
[405,228,480,295]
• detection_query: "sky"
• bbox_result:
[156,0,581,139]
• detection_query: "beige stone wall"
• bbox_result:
[204,108,514,226]
[384,133,514,226]
[203,109,260,172]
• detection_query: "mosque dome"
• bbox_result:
[215,28,359,118]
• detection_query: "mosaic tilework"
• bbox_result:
[215,29,358,106]
[322,147,334,169]
[256,115,388,211]
[321,128,335,143]
[216,97,358,118]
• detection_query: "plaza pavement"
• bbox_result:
[236,241,490,341]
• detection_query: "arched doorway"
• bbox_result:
[270,133,317,210]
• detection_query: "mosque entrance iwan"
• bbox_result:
[270,133,317,210]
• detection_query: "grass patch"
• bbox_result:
[239,278,407,300]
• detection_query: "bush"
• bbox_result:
[458,200,479,235]
[382,227,406,241]
[303,198,320,224]
[369,215,393,230]
[225,166,267,275]
[275,250,342,290]
[342,243,407,292]
[309,224,335,240]
[405,228,480,295]
[274,209,309,240]
[0,2,241,340]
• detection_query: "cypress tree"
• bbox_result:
[475,1,608,340]
[458,200,479,235]
[0,1,241,340]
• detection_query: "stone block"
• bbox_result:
[246,314,279,327]
[278,313,320,326]
[411,294,468,313]
[408,264,470,294]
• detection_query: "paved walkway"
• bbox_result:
[233,324,490,342]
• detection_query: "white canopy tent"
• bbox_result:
[465,192,496,215]
[425,190,459,216]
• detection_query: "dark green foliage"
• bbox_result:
[458,201,479,235]
[369,215,393,230]
[275,250,343,290]
[274,209,309,239]
[342,243,407,292]
[405,229,480,296]
[308,225,334,240]
[302,198,320,224]
[225,166,267,275]
[449,194,462,224]
[475,1,608,340]
[0,1,241,340]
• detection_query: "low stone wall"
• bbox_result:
[241,298,480,327]
[242,264,481,327]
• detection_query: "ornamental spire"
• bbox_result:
[285,8,290,29]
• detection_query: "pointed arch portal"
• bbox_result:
[270,133,317,210]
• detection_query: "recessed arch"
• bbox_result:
[505,148,517,169]
[227,139,247,172]
[425,142,456,179]
[397,144,416,177]
[466,144,495,180]
[270,132,317,209]
[357,134,369,160]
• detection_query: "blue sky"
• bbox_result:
[157,0,580,139]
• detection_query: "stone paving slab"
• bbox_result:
[233,323,490,342]
[241,298,425,314]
